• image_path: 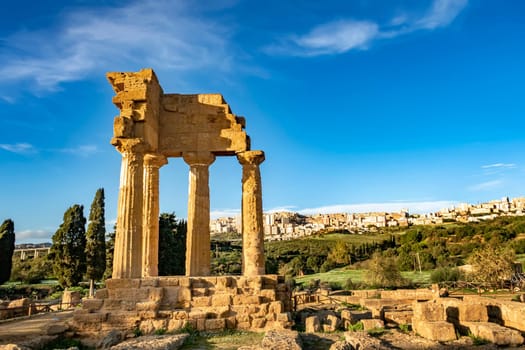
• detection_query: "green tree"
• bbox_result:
[0,219,16,284]
[467,245,515,289]
[327,241,351,266]
[50,205,87,288]
[85,188,106,297]
[366,252,407,288]
[158,213,187,275]
[10,255,53,284]
[104,227,116,280]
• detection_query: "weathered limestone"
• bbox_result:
[305,316,320,333]
[412,301,457,342]
[183,152,215,276]
[112,139,146,279]
[142,153,167,277]
[462,322,524,346]
[109,334,188,350]
[344,331,389,349]
[413,320,457,342]
[237,151,265,276]
[108,69,264,279]
[72,276,292,334]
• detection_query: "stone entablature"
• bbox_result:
[73,276,292,334]
[107,68,265,279]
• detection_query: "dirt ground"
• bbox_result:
[0,310,73,346]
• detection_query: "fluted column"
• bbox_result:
[237,150,265,276]
[142,153,168,277]
[183,151,216,276]
[113,139,146,279]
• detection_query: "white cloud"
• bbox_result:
[16,229,53,244]
[267,0,468,56]
[213,201,457,218]
[210,208,240,219]
[0,142,36,154]
[297,200,457,215]
[265,205,298,213]
[0,1,235,92]
[468,180,502,192]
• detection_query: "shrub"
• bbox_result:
[343,278,354,290]
[399,324,411,333]
[328,281,342,290]
[430,267,462,283]
[367,327,385,337]
[349,322,364,332]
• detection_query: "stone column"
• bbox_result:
[142,153,168,277]
[113,139,146,279]
[183,152,216,276]
[237,150,265,276]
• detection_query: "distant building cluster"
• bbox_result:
[210,196,525,241]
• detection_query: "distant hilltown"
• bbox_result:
[211,196,525,241]
[15,197,525,249]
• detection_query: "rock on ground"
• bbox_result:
[260,330,302,350]
[344,331,390,350]
[109,334,188,350]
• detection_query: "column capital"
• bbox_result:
[237,150,265,166]
[144,153,168,168]
[183,151,215,166]
[112,138,147,154]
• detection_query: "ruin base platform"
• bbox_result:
[72,275,293,335]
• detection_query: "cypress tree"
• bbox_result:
[85,188,106,296]
[103,227,116,280]
[158,213,187,275]
[50,205,87,288]
[0,219,15,284]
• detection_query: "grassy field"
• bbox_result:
[295,268,431,287]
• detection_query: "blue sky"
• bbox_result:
[1,0,525,243]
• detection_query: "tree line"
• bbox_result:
[1,188,188,290]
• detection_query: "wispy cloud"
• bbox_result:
[481,163,516,169]
[0,142,37,154]
[57,145,99,157]
[283,20,379,56]
[266,0,468,56]
[0,143,101,156]
[415,0,469,30]
[479,162,517,177]
[468,180,502,192]
[0,95,16,104]
[0,1,235,92]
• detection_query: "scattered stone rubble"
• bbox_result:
[295,285,525,348]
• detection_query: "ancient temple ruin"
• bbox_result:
[73,69,291,334]
[107,68,265,279]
